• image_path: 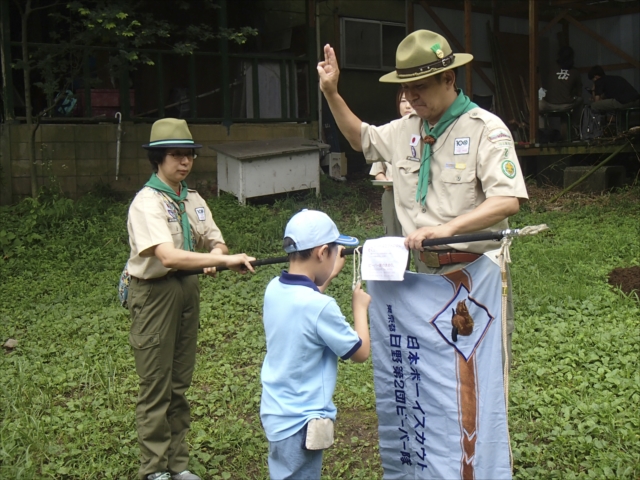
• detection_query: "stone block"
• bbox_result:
[41,125,75,142]
[75,142,109,160]
[117,157,139,175]
[77,158,109,176]
[138,158,153,176]
[11,159,31,177]
[15,142,43,161]
[74,124,112,143]
[563,166,627,193]
[121,142,141,159]
[11,176,31,195]
[49,142,76,161]
[10,125,41,143]
[51,159,76,176]
[191,157,216,174]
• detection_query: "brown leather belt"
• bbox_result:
[420,250,481,268]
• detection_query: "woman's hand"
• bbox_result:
[225,253,256,274]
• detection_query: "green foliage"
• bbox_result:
[1,182,638,479]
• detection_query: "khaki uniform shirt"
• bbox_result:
[369,160,393,180]
[127,187,225,279]
[361,108,528,254]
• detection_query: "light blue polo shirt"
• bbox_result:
[260,271,362,442]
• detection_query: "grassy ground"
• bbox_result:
[0,176,638,479]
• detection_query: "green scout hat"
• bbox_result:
[379,30,473,84]
[142,118,202,149]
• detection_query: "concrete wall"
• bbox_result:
[0,122,317,205]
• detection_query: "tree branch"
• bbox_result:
[29,0,61,14]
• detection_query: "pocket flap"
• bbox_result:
[440,168,474,184]
[129,333,160,350]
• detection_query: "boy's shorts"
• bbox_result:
[268,423,323,480]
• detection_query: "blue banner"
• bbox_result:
[368,255,511,479]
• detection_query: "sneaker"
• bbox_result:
[171,471,201,480]
[147,474,171,480]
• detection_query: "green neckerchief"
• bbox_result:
[145,173,194,252]
[416,90,478,206]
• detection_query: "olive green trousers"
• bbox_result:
[413,252,514,368]
[128,274,200,479]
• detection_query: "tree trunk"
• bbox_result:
[21,0,38,197]
[0,2,14,122]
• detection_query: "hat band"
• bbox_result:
[148,139,195,147]
[396,53,455,78]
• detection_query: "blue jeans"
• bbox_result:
[268,425,323,480]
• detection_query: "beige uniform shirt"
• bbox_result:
[369,160,393,180]
[127,187,225,279]
[361,108,529,254]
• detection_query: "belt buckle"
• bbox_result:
[420,250,441,268]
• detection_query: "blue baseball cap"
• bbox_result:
[283,209,359,253]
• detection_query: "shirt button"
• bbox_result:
[456,176,461,181]
[421,208,426,213]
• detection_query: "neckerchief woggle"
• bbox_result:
[145,173,194,251]
[416,90,478,206]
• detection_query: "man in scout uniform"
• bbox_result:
[127,118,255,480]
[317,30,528,365]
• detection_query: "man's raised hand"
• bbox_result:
[317,44,340,95]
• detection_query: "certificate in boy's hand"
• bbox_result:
[361,237,409,281]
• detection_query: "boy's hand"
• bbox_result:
[331,245,346,278]
[225,253,256,274]
[352,281,371,310]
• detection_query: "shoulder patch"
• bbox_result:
[501,160,517,179]
[489,129,513,143]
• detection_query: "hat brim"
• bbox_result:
[379,53,474,84]
[336,234,359,247]
[142,141,202,149]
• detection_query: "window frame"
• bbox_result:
[339,17,406,72]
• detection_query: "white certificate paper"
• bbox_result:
[361,237,409,281]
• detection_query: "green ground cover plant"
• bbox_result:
[1,178,638,479]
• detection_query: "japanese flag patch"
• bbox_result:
[410,134,421,147]
[195,207,206,221]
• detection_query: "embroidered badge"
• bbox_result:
[411,145,417,158]
[501,160,517,179]
[195,207,206,221]
[431,43,444,59]
[410,134,420,147]
[488,129,512,143]
[445,162,455,169]
[454,137,470,155]
[164,202,178,222]
[455,163,466,170]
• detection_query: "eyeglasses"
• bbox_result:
[167,152,197,160]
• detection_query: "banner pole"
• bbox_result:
[176,228,533,277]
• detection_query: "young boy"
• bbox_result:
[260,209,372,480]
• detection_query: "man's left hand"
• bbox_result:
[405,225,455,250]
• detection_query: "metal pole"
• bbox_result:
[177,230,512,276]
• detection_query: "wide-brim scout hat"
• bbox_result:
[379,30,473,83]
[142,118,202,149]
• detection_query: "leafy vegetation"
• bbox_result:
[1,178,638,479]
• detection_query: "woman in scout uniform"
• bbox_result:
[317,30,528,366]
[127,118,255,480]
[369,87,415,237]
